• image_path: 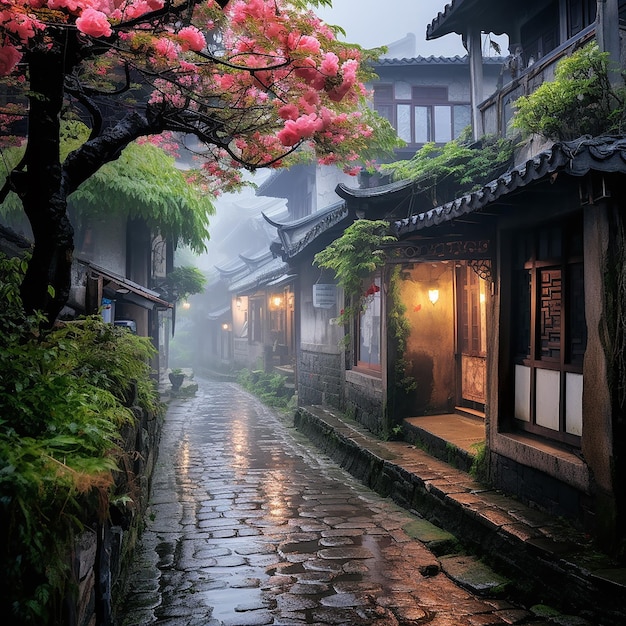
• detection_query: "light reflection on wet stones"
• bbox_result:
[119,381,528,625]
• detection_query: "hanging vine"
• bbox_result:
[313,219,397,327]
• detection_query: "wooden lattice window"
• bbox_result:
[511,216,585,445]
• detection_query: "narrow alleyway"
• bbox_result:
[118,379,552,626]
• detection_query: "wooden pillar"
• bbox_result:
[467,26,484,140]
[597,0,621,86]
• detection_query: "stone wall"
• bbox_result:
[298,348,343,409]
[70,402,162,626]
[489,450,590,525]
[344,370,385,436]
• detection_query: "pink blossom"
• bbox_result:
[216,74,235,90]
[296,35,320,55]
[154,38,179,60]
[0,11,44,42]
[278,104,299,121]
[277,120,302,147]
[0,45,21,76]
[327,81,351,102]
[264,21,285,39]
[178,26,205,52]
[48,0,82,13]
[179,60,198,73]
[341,59,358,83]
[317,23,335,40]
[318,153,338,165]
[298,90,319,114]
[320,52,339,76]
[294,113,322,137]
[75,8,112,38]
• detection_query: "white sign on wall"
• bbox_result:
[313,284,336,309]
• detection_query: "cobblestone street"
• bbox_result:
[119,379,551,626]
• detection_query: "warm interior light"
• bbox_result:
[236,297,242,308]
[428,288,439,305]
[182,301,191,310]
[272,295,283,308]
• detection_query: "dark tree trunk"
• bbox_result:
[12,37,158,326]
[17,44,73,325]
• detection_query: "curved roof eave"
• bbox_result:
[393,136,626,236]
[427,0,510,40]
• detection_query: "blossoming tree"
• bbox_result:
[0,0,391,324]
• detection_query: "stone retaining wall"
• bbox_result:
[71,403,162,626]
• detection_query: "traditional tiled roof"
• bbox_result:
[239,249,275,271]
[263,202,349,261]
[227,255,289,294]
[214,256,248,281]
[206,304,231,321]
[393,136,626,236]
[373,55,504,67]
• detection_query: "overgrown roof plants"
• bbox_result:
[513,42,626,141]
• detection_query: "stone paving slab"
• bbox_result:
[294,404,626,625]
[119,380,626,626]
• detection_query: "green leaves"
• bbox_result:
[513,42,626,140]
[69,139,214,253]
[381,133,513,209]
[162,265,207,301]
[314,219,396,327]
[0,252,162,623]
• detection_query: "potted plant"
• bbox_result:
[168,368,185,391]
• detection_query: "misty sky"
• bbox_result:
[315,0,467,56]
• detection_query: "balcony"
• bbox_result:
[479,25,597,158]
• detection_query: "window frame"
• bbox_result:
[248,296,264,344]
[354,275,382,374]
[373,83,471,147]
[510,218,585,446]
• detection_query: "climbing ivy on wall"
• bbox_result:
[385,265,417,432]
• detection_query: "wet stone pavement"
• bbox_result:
[119,379,553,626]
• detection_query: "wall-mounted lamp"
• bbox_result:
[428,288,439,305]
[236,297,242,309]
[221,322,231,331]
[270,294,283,309]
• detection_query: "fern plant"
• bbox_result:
[0,121,214,254]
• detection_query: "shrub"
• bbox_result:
[513,42,626,141]
[237,369,293,409]
[0,253,162,624]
